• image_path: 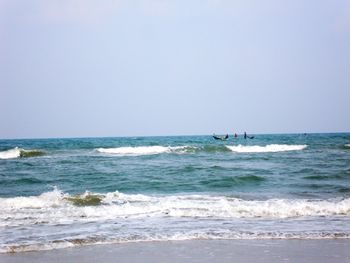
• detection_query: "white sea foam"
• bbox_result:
[226,144,307,153]
[345,144,350,148]
[0,147,45,159]
[0,188,66,210]
[2,189,350,253]
[97,146,191,156]
[3,230,350,253]
[1,190,349,228]
[0,147,21,159]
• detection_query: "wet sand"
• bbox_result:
[1,239,350,263]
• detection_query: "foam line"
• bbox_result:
[226,144,307,153]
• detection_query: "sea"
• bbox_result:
[1,133,350,253]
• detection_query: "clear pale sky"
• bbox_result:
[1,0,350,139]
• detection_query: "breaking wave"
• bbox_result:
[96,146,194,156]
[0,148,20,159]
[0,147,45,159]
[2,189,350,253]
[225,144,307,153]
[0,144,308,159]
[1,189,349,225]
[96,144,308,156]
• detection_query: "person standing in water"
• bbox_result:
[244,132,255,139]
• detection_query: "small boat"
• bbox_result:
[213,134,229,141]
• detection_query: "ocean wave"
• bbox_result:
[0,147,45,159]
[97,144,300,156]
[2,189,350,253]
[225,144,307,153]
[0,148,21,159]
[96,146,195,156]
[1,189,349,228]
[345,144,350,148]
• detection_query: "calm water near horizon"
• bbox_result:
[1,133,350,253]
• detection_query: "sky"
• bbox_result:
[1,0,350,139]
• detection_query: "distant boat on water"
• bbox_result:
[213,134,229,141]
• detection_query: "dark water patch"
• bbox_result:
[0,177,46,187]
[298,168,316,174]
[14,178,43,184]
[20,150,45,158]
[57,159,83,165]
[164,164,231,176]
[181,165,232,173]
[292,182,350,194]
[303,171,350,181]
[243,156,272,161]
[235,175,266,183]
[208,165,230,171]
[337,186,350,194]
[332,171,350,180]
[342,144,350,149]
[181,165,205,173]
[303,175,329,180]
[201,145,231,153]
[66,193,103,206]
[200,175,266,188]
[290,191,321,199]
[223,175,267,188]
[308,183,333,190]
[20,162,36,167]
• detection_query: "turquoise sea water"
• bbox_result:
[1,133,350,252]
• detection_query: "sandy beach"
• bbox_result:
[1,239,350,263]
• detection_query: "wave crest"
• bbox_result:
[225,144,307,153]
[0,147,21,159]
[2,190,350,253]
[97,146,193,156]
[1,190,349,224]
[0,147,45,159]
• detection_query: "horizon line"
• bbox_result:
[1,131,349,141]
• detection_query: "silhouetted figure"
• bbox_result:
[213,134,229,141]
[244,132,254,139]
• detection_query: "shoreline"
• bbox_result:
[1,239,350,263]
